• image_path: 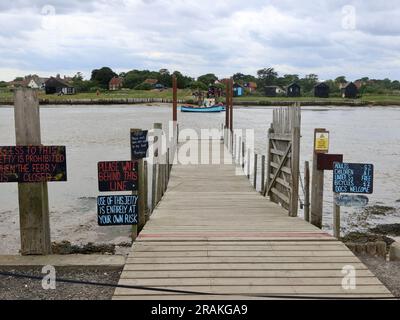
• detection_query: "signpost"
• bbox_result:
[317,153,343,171]
[331,162,373,238]
[130,128,147,239]
[334,194,369,208]
[97,195,138,226]
[10,88,68,255]
[315,131,329,153]
[131,130,149,160]
[333,162,374,194]
[311,128,329,228]
[98,161,138,192]
[0,146,67,183]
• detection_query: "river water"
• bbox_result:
[1,104,399,254]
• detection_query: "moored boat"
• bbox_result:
[181,105,225,113]
[180,98,225,113]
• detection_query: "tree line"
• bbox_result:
[3,66,400,96]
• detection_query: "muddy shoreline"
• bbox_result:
[1,98,400,107]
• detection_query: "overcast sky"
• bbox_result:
[0,0,399,81]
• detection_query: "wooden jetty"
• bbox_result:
[113,139,392,300]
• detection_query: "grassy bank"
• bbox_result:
[1,89,400,106]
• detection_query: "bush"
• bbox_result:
[134,83,153,90]
[89,87,106,93]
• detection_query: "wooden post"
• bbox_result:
[166,147,170,182]
[144,160,150,222]
[233,134,236,161]
[311,128,328,228]
[242,141,245,170]
[176,123,179,144]
[157,125,164,202]
[263,125,273,197]
[151,160,157,213]
[304,161,310,222]
[223,125,227,147]
[14,89,51,255]
[289,118,300,217]
[261,155,266,194]
[238,136,242,166]
[247,148,250,179]
[333,193,341,238]
[253,153,258,189]
[172,75,177,122]
[152,123,162,211]
[229,78,234,132]
[164,148,169,191]
[131,129,146,233]
[225,80,230,129]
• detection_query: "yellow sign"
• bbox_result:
[315,132,329,152]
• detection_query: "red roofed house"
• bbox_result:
[109,77,123,91]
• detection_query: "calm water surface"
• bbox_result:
[0,104,399,253]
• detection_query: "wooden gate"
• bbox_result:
[263,104,301,217]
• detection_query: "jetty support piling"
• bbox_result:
[304,161,311,222]
[14,88,51,255]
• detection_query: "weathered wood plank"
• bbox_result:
[114,285,390,296]
[124,262,368,271]
[117,277,382,286]
[113,139,391,300]
[126,256,360,264]
[120,269,376,279]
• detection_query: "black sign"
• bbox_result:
[333,162,374,194]
[97,195,138,226]
[0,146,67,183]
[131,130,149,160]
[98,161,138,192]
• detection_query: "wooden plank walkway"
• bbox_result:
[113,140,392,299]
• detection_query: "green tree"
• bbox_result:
[233,73,257,84]
[189,81,208,91]
[257,68,278,87]
[299,74,319,94]
[197,73,218,86]
[276,74,300,86]
[335,76,347,84]
[91,67,117,89]
[173,71,194,89]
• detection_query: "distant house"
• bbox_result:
[27,77,48,90]
[233,83,244,97]
[109,77,123,91]
[287,83,301,97]
[314,82,330,98]
[265,86,277,97]
[45,77,76,95]
[244,82,257,93]
[154,83,165,90]
[7,79,28,89]
[340,82,358,99]
[144,79,158,86]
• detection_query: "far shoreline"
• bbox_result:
[2,97,400,107]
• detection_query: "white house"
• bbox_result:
[27,77,47,90]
